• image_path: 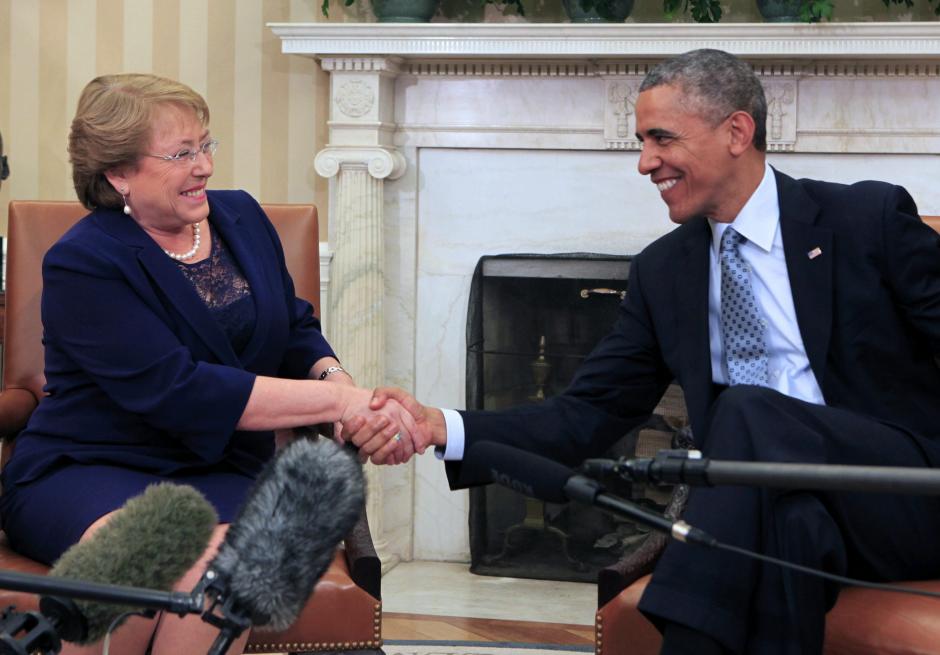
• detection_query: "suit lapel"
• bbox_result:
[775,169,833,392]
[92,206,240,366]
[209,200,274,366]
[677,219,714,416]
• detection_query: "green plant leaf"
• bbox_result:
[799,0,832,21]
[689,0,722,21]
[321,0,330,16]
[663,0,721,22]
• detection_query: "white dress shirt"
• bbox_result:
[708,163,824,405]
[439,163,824,460]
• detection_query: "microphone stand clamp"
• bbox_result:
[196,569,252,655]
[616,449,708,487]
[0,606,61,655]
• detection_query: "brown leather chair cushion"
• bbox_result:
[1,202,87,436]
[595,573,660,655]
[257,203,320,309]
[824,581,940,655]
[596,575,940,655]
[245,551,382,653]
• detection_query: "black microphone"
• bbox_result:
[463,441,716,547]
[39,483,217,645]
[583,449,940,495]
[198,438,365,655]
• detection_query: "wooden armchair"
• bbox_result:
[0,200,382,654]
[595,212,940,655]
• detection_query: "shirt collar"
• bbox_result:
[709,162,779,255]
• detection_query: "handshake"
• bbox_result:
[334,387,447,465]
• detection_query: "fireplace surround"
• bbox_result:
[464,253,693,582]
[270,23,940,567]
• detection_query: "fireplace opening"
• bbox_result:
[466,253,688,583]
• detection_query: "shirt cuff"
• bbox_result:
[435,408,466,461]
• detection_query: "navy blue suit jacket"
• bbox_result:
[448,169,940,486]
[3,190,334,491]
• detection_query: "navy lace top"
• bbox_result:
[175,225,257,354]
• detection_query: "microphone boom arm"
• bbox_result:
[589,449,940,496]
[0,569,203,617]
[0,568,204,653]
[563,475,716,547]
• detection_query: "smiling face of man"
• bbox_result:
[635,83,765,226]
[635,84,745,225]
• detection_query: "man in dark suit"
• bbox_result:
[363,49,940,654]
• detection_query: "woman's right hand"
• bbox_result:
[335,386,418,464]
[339,387,442,465]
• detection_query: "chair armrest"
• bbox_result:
[598,531,667,607]
[343,505,381,601]
[597,482,691,607]
[0,388,38,440]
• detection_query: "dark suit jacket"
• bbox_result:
[3,190,334,491]
[448,169,940,487]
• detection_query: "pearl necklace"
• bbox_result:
[163,222,202,261]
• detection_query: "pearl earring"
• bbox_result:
[121,191,132,216]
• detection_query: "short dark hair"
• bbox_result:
[640,49,767,152]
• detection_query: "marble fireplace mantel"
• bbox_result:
[272,23,940,566]
[270,22,940,58]
[270,23,940,159]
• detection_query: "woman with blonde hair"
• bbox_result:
[0,74,418,654]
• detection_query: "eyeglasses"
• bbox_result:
[145,139,218,164]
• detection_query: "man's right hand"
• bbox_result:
[339,413,410,465]
[363,387,446,465]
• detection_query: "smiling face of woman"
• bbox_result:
[107,102,214,234]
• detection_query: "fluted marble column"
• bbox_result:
[315,54,406,572]
[316,148,405,384]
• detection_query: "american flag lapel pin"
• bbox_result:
[807,247,822,260]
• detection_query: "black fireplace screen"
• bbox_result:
[465,253,688,583]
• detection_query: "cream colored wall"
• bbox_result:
[0,0,332,238]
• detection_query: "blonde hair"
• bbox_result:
[69,74,210,210]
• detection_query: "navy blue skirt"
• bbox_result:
[1,464,254,565]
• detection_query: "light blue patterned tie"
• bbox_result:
[719,227,770,386]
